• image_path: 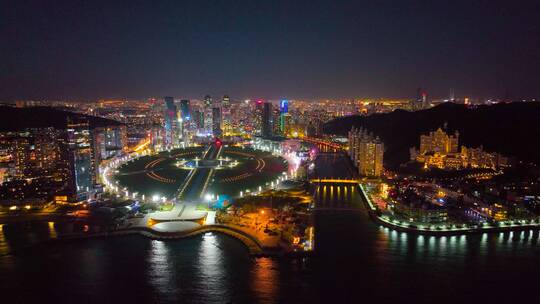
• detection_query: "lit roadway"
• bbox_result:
[177,142,222,202]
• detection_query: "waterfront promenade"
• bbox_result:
[358,183,540,235]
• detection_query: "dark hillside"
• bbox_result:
[323,102,540,168]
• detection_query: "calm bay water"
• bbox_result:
[2,193,540,303]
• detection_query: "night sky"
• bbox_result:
[1,0,539,101]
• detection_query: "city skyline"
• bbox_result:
[2,0,540,101]
[2,1,540,302]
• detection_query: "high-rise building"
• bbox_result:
[279,99,289,134]
[253,100,264,135]
[204,95,212,108]
[348,127,384,177]
[262,102,273,138]
[193,109,204,129]
[180,99,190,121]
[93,126,126,164]
[222,95,230,108]
[222,95,232,135]
[272,107,281,136]
[164,96,179,146]
[67,118,95,200]
[358,140,384,177]
[0,108,125,203]
[212,107,222,137]
[203,95,213,134]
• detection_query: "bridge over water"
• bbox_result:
[309,152,365,211]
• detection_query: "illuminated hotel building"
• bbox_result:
[348,127,384,177]
[412,127,510,170]
[419,127,459,155]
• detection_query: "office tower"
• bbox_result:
[272,107,281,136]
[180,99,190,121]
[164,96,178,146]
[222,95,230,107]
[212,107,222,137]
[151,124,165,149]
[262,102,273,138]
[93,126,126,163]
[67,118,95,200]
[282,113,292,136]
[279,99,289,134]
[204,95,212,108]
[253,100,264,135]
[193,109,204,129]
[203,95,213,134]
[222,95,231,135]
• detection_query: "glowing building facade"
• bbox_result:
[412,127,510,170]
[164,96,179,147]
[348,127,384,177]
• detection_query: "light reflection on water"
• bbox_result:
[195,232,228,303]
[148,240,177,302]
[375,227,540,260]
[251,257,278,304]
[0,224,9,256]
[2,186,540,304]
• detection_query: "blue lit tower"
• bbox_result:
[279,99,288,134]
[180,99,190,121]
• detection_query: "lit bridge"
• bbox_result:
[302,137,345,153]
[309,178,359,184]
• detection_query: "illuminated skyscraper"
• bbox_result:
[222,95,231,135]
[67,118,95,200]
[203,95,213,134]
[222,95,230,107]
[251,100,264,135]
[212,107,222,137]
[358,140,384,177]
[279,99,289,134]
[204,95,212,108]
[164,96,178,146]
[262,102,273,138]
[180,99,190,120]
[348,127,384,177]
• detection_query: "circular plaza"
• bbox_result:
[113,145,288,202]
